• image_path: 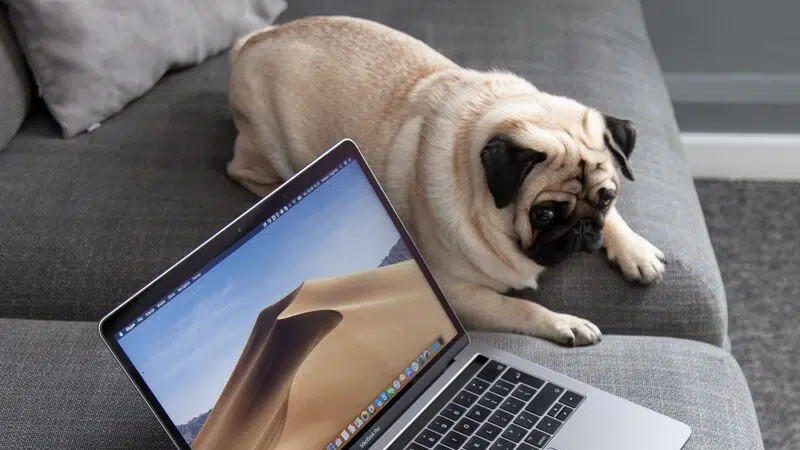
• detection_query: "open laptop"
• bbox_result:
[99,139,691,450]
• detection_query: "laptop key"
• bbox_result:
[516,445,536,450]
[490,379,515,397]
[464,436,491,450]
[465,378,491,395]
[487,409,514,428]
[441,431,467,448]
[453,390,479,408]
[478,391,504,409]
[535,416,563,434]
[525,383,563,415]
[466,404,492,423]
[511,384,536,402]
[433,446,451,450]
[559,390,584,408]
[430,415,455,434]
[546,403,563,417]
[415,429,442,448]
[513,411,539,430]
[499,396,525,414]
[489,437,516,450]
[500,369,545,389]
[406,444,427,450]
[476,360,508,382]
[441,403,466,421]
[455,417,481,436]
[476,422,503,441]
[556,405,574,421]
[524,429,552,448]
[501,424,527,443]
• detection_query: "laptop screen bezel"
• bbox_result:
[99,139,470,450]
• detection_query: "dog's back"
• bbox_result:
[228,16,457,188]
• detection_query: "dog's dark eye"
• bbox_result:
[532,206,555,225]
[597,188,615,210]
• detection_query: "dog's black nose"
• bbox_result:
[579,215,603,230]
[578,218,603,252]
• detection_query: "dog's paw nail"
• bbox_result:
[608,237,666,285]
[554,328,577,347]
[551,315,601,347]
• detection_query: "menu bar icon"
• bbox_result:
[117,268,215,340]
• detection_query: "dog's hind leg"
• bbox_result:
[227,133,283,197]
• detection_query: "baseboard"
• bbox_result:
[665,73,800,104]
[682,132,800,180]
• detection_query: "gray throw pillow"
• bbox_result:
[6,0,286,137]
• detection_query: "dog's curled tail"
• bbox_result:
[229,26,275,64]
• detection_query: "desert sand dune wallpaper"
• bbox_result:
[193,260,457,450]
[116,162,458,450]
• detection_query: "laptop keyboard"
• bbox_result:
[402,358,584,450]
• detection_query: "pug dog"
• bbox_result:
[227,16,665,346]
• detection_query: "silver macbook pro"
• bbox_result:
[100,139,691,450]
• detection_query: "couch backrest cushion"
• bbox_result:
[0,5,32,150]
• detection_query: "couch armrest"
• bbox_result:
[496,0,729,347]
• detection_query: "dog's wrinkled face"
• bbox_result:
[480,100,636,267]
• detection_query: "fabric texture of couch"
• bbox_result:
[0,0,761,449]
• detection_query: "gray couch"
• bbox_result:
[0,1,763,449]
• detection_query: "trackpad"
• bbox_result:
[550,392,691,450]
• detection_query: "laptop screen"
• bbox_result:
[113,157,460,450]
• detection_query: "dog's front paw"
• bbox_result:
[542,313,602,347]
[606,233,665,284]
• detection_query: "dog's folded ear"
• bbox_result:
[603,115,636,181]
[480,135,547,209]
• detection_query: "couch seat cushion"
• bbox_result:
[0,319,762,450]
